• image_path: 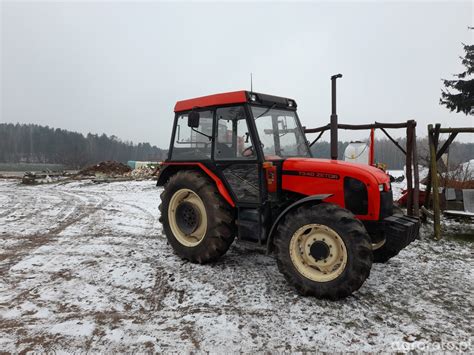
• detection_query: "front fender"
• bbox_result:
[266,194,332,254]
[156,162,235,207]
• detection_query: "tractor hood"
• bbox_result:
[280,158,391,220]
[282,158,390,184]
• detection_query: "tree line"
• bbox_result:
[0,123,167,169]
[0,123,471,170]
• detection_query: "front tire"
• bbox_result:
[159,170,235,263]
[274,203,373,300]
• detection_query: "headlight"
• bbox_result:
[379,184,384,192]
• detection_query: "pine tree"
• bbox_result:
[440,29,474,115]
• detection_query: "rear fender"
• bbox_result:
[266,194,332,254]
[157,162,235,207]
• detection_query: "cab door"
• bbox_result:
[212,105,264,206]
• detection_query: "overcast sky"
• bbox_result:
[1,0,473,147]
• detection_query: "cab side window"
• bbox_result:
[171,110,213,160]
[215,106,254,160]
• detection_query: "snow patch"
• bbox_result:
[50,320,95,337]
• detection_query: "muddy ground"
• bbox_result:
[0,180,472,352]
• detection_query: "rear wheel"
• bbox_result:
[159,170,235,263]
[274,203,372,300]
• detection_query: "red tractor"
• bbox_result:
[158,88,419,300]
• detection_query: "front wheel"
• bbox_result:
[274,203,373,300]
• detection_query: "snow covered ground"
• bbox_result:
[0,180,472,352]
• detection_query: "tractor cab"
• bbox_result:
[165,91,312,207]
[168,91,309,161]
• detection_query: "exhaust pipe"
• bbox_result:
[330,73,342,160]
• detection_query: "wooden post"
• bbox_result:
[411,121,420,217]
[428,124,441,240]
[424,124,441,210]
[424,173,432,210]
[406,121,414,216]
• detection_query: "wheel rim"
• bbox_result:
[289,224,348,282]
[371,239,386,250]
[168,188,207,247]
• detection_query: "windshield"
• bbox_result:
[251,106,311,158]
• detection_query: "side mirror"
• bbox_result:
[188,111,200,128]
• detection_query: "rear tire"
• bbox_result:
[159,170,235,263]
[274,203,372,300]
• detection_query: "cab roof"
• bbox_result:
[174,90,297,112]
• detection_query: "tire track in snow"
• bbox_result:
[0,186,110,274]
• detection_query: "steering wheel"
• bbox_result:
[241,146,255,157]
[241,142,265,157]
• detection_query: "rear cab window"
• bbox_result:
[170,110,213,160]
